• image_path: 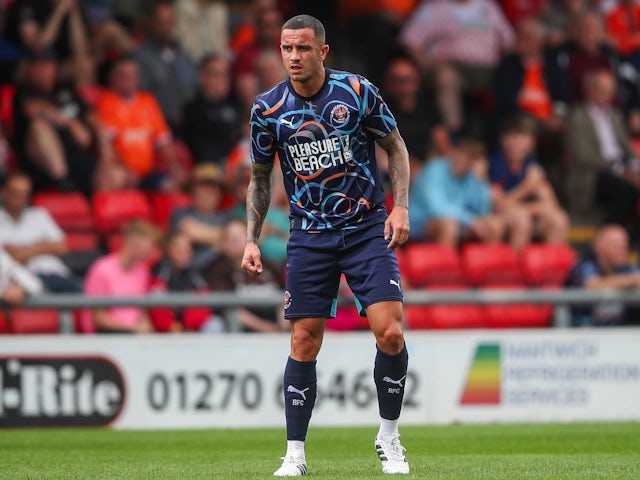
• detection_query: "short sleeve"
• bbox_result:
[35,208,64,242]
[249,102,277,165]
[360,77,397,140]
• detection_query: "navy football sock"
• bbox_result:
[374,345,409,421]
[283,357,317,441]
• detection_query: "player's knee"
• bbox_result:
[290,326,323,361]
[376,322,405,355]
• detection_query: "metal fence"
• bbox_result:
[13,287,640,333]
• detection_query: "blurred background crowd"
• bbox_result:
[2,0,640,332]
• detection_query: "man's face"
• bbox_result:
[1,176,32,216]
[199,58,231,101]
[280,28,328,84]
[256,9,282,45]
[589,73,616,107]
[384,60,420,101]
[597,229,629,268]
[516,19,544,58]
[111,62,139,97]
[152,4,176,43]
[223,221,248,259]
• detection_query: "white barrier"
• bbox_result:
[1,329,639,429]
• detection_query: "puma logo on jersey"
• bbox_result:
[280,117,296,128]
[383,375,406,387]
[390,279,401,291]
[287,385,310,400]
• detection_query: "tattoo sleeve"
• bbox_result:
[246,161,274,242]
[377,128,410,209]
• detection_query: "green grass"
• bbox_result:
[0,423,638,479]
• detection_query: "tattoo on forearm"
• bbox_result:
[246,162,273,242]
[381,130,410,209]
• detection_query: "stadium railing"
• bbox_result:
[13,288,640,333]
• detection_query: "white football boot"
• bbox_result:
[375,433,410,474]
[273,453,307,477]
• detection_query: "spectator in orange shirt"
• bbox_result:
[95,56,187,191]
[606,0,640,61]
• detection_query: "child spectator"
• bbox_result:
[82,219,160,333]
[149,232,213,333]
[409,139,505,246]
[490,116,569,251]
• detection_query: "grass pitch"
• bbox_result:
[0,422,638,479]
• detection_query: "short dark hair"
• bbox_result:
[282,14,326,44]
[501,114,538,137]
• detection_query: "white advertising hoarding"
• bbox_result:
[0,329,639,429]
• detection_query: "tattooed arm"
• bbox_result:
[376,128,410,248]
[242,161,274,276]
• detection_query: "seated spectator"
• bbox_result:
[490,116,569,251]
[82,219,160,333]
[494,16,569,140]
[170,163,226,270]
[0,172,82,293]
[567,224,640,326]
[95,56,187,191]
[566,69,639,226]
[254,49,287,92]
[5,0,94,84]
[0,247,44,306]
[13,50,113,194]
[175,0,230,62]
[133,0,196,132]
[149,232,214,333]
[183,55,243,167]
[382,55,448,167]
[408,139,506,246]
[399,0,513,137]
[205,218,287,333]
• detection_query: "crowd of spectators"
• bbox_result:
[1,0,640,331]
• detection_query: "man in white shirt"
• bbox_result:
[0,172,81,292]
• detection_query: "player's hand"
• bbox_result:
[241,241,263,277]
[384,206,410,249]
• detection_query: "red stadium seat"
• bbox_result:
[483,304,553,328]
[10,309,60,334]
[92,190,152,234]
[402,243,466,288]
[65,231,99,252]
[33,192,94,231]
[406,304,486,329]
[0,83,15,135]
[148,191,191,230]
[0,310,9,334]
[462,243,523,286]
[521,244,576,287]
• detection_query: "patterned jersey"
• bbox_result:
[250,68,397,231]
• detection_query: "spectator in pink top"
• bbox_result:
[400,0,514,140]
[82,220,160,334]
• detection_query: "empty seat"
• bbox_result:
[0,83,15,135]
[92,190,152,234]
[32,192,94,231]
[402,243,466,288]
[64,231,99,252]
[149,191,191,230]
[406,304,486,329]
[463,243,523,286]
[10,309,59,334]
[0,310,9,334]
[521,244,576,287]
[484,304,553,328]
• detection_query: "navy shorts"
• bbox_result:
[284,222,403,319]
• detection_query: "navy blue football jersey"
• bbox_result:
[249,68,397,231]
